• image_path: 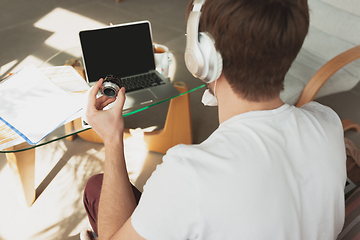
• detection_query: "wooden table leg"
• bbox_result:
[143,82,192,154]
[5,142,36,207]
[64,121,76,141]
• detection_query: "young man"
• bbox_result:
[82,0,348,239]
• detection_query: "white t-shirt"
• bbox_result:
[132,102,346,240]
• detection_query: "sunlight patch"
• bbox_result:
[34,8,106,54]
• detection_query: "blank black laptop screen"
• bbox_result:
[79,22,156,82]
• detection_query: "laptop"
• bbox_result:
[79,20,179,110]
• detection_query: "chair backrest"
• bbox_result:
[281,0,360,105]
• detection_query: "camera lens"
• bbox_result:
[101,81,120,97]
[104,88,116,97]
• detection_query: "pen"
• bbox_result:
[0,73,14,84]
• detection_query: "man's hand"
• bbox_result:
[86,78,126,144]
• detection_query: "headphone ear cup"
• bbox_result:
[198,32,223,83]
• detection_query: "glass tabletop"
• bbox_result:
[0,47,205,153]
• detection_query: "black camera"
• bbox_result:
[101,75,122,97]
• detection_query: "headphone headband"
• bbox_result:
[193,0,206,10]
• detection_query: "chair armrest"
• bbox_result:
[295,45,360,107]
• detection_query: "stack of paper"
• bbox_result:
[0,65,89,149]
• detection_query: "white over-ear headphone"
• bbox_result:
[185,0,223,83]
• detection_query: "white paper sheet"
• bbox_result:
[0,65,85,145]
[40,66,90,123]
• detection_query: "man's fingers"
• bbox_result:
[88,78,104,110]
[98,96,116,110]
[98,97,116,110]
[112,87,126,112]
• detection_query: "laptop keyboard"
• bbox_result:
[121,72,166,93]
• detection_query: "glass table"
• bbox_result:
[1,47,205,153]
[0,46,205,206]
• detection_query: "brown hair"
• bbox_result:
[186,0,309,102]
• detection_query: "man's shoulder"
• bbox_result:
[300,101,337,116]
[300,101,342,127]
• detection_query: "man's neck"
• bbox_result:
[214,76,284,124]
